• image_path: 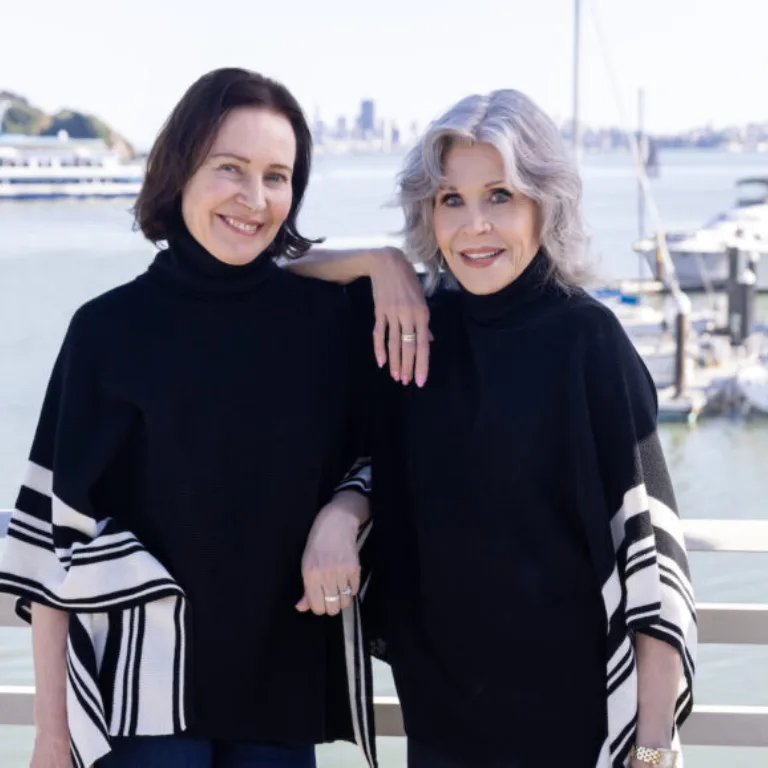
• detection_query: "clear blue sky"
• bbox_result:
[3,0,766,149]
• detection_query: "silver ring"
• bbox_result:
[340,585,353,597]
[323,594,340,603]
[401,332,417,343]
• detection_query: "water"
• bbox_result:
[1,150,768,767]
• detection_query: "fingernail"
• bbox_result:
[376,355,385,368]
[416,375,426,388]
[401,376,410,386]
[393,372,400,382]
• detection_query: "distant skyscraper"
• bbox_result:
[312,121,326,146]
[312,107,326,146]
[359,100,375,135]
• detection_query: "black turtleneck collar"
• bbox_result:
[459,248,558,325]
[148,222,278,297]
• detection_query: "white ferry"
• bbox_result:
[0,132,144,201]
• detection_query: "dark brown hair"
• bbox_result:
[133,67,319,259]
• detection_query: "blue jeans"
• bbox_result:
[97,736,317,768]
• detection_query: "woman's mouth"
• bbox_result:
[218,215,264,236]
[458,248,505,268]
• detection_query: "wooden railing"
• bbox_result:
[2,510,768,748]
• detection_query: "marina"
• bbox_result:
[595,278,768,423]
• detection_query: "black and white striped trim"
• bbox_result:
[0,461,190,768]
[600,484,696,768]
[335,458,372,496]
[341,518,376,768]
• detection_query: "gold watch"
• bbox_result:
[630,745,679,768]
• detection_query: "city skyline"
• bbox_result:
[306,97,768,155]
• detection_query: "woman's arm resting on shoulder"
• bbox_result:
[30,603,74,768]
[282,247,377,285]
[285,247,432,386]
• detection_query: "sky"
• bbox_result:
[2,0,767,150]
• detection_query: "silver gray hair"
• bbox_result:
[397,89,593,293]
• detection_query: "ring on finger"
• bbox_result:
[324,594,341,603]
[340,585,353,597]
[401,332,417,343]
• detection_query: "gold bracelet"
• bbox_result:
[630,745,679,768]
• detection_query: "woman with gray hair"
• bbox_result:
[293,89,696,768]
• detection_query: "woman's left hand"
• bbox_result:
[367,248,431,387]
[296,491,369,616]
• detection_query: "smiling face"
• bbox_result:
[432,141,541,295]
[181,106,296,266]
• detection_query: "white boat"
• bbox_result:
[594,289,727,391]
[632,178,768,292]
[0,132,143,200]
[735,363,768,415]
[598,293,666,338]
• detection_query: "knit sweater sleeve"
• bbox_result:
[579,306,696,761]
[0,304,137,620]
[332,277,376,497]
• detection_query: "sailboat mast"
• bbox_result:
[638,87,645,239]
[572,0,581,165]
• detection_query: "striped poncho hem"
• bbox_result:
[600,483,696,767]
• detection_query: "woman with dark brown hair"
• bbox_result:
[0,67,408,768]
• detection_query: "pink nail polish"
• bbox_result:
[393,373,400,382]
[416,375,426,388]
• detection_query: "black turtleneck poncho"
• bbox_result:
[5,228,373,749]
[361,250,696,768]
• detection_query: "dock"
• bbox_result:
[656,357,758,424]
[601,260,768,424]
[657,388,708,424]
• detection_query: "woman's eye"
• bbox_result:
[490,188,512,203]
[266,172,289,184]
[438,193,462,207]
[218,163,240,174]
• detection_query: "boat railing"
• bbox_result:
[2,510,768,750]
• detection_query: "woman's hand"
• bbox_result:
[29,731,74,768]
[283,245,431,384]
[296,491,370,617]
[367,248,431,387]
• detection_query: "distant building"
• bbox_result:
[312,119,326,146]
[335,116,348,140]
[359,100,375,136]
[311,107,326,146]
